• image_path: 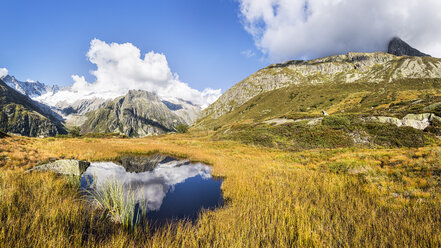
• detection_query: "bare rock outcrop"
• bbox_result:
[28,159,90,176]
[365,113,441,130]
[388,37,430,57]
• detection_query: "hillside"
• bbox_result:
[195,50,441,150]
[0,79,66,137]
[199,53,441,121]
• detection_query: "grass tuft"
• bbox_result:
[88,178,148,230]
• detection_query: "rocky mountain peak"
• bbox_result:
[126,89,160,101]
[387,37,430,57]
[81,89,187,137]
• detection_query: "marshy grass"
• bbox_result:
[1,134,441,246]
[88,178,148,230]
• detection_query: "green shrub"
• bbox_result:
[364,123,428,148]
[327,161,352,174]
[176,123,189,133]
[69,126,81,137]
[322,115,351,129]
[213,125,222,131]
[424,118,441,136]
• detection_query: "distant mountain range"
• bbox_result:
[0,74,201,137]
[2,75,60,98]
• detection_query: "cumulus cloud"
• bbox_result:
[39,39,221,108]
[0,68,8,78]
[239,0,441,61]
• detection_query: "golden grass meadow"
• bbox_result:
[1,133,441,247]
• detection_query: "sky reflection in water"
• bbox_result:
[81,156,223,223]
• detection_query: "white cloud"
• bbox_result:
[0,68,8,78]
[242,49,256,58]
[38,39,221,108]
[239,0,441,61]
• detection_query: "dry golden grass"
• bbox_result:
[1,133,441,247]
[327,92,371,114]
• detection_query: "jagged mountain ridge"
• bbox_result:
[81,90,187,137]
[1,75,59,98]
[0,79,66,137]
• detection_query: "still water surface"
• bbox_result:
[80,154,223,225]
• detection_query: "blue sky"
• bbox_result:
[0,0,265,92]
[3,0,441,104]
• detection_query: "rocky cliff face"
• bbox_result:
[200,52,441,121]
[388,37,430,57]
[81,90,186,137]
[161,98,201,125]
[0,79,66,137]
[52,98,110,127]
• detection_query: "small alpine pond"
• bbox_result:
[80,154,223,226]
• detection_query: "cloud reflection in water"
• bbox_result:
[82,159,212,211]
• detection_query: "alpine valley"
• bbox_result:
[3,33,441,247]
[4,1,441,247]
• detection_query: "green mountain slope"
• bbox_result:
[198,78,441,128]
[195,52,441,150]
[199,53,441,122]
[0,79,67,137]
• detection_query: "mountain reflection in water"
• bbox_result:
[81,155,223,223]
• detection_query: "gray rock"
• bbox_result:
[365,113,441,130]
[367,116,403,127]
[388,37,430,57]
[307,118,323,126]
[263,117,323,126]
[28,159,90,176]
[402,113,433,130]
